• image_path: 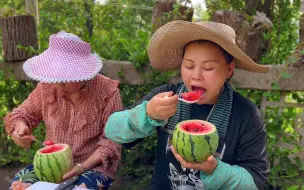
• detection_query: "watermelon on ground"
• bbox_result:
[172,120,219,162]
[33,144,74,183]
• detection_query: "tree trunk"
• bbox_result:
[212,10,270,62]
[245,0,273,18]
[84,0,94,38]
[0,15,38,61]
[152,1,194,32]
[300,13,304,43]
[25,0,39,25]
[244,0,261,15]
[257,0,274,19]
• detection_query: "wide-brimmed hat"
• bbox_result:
[148,20,271,73]
[23,31,103,83]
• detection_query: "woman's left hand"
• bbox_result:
[171,146,218,174]
[62,164,86,180]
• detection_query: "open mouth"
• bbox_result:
[181,86,206,101]
[191,86,206,96]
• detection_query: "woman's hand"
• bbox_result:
[62,150,108,180]
[146,91,178,121]
[171,146,218,175]
[63,164,86,180]
[11,121,32,149]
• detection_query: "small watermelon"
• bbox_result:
[172,120,219,162]
[33,144,74,183]
[181,90,204,101]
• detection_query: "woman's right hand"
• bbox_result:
[11,121,32,149]
[146,91,178,121]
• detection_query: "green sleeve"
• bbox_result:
[105,100,167,144]
[201,159,258,190]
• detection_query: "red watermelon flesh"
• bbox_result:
[181,121,212,134]
[181,90,204,101]
[40,144,64,154]
[43,140,55,146]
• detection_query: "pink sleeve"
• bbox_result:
[4,83,44,135]
[96,88,123,174]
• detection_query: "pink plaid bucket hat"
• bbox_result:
[23,31,103,83]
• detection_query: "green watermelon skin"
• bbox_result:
[172,120,219,162]
[33,144,74,183]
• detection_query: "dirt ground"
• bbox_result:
[0,163,26,190]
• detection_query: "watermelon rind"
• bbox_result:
[172,120,219,162]
[33,144,74,183]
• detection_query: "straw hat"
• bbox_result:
[23,31,103,83]
[148,20,271,73]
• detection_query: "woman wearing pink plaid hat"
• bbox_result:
[4,31,123,190]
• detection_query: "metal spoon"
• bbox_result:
[31,136,45,147]
[177,97,200,104]
[164,95,200,104]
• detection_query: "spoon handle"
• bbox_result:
[31,136,45,147]
[165,95,197,103]
[178,97,198,104]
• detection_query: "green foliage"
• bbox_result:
[117,133,158,190]
[93,1,152,68]
[261,0,301,65]
[205,0,244,13]
[158,3,192,27]
[0,0,25,17]
[205,0,301,65]
[266,105,303,188]
[237,89,304,189]
[0,69,45,166]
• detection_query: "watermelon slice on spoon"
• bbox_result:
[163,87,205,104]
[180,89,204,103]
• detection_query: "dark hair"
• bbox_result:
[182,40,233,64]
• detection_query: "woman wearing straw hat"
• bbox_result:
[105,20,270,190]
[4,31,123,190]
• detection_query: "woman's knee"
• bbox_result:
[77,170,112,190]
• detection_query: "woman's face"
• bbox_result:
[53,81,86,95]
[181,41,235,105]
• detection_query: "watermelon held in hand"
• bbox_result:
[172,120,219,162]
[33,144,74,183]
